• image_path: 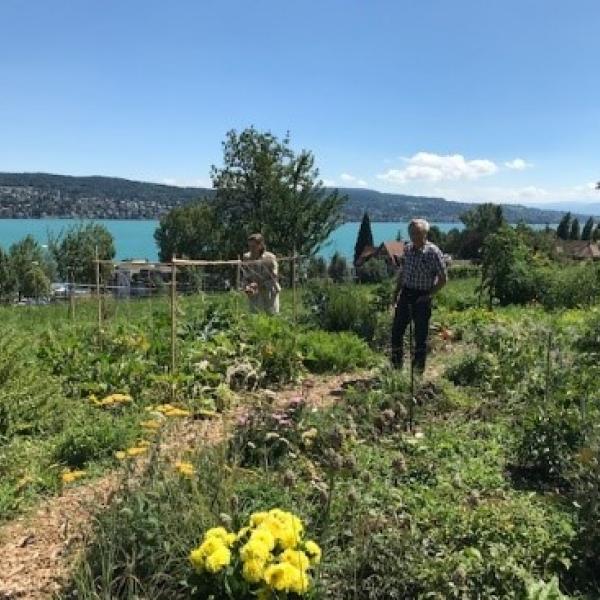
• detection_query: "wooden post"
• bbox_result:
[95,247,101,331]
[292,247,298,323]
[235,255,242,316]
[69,269,75,321]
[170,257,177,394]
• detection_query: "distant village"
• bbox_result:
[0,185,177,219]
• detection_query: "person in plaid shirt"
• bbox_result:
[392,218,447,372]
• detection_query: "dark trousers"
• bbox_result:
[391,287,432,371]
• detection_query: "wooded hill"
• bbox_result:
[0,172,594,223]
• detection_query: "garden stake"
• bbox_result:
[408,303,415,432]
[292,246,298,324]
[544,329,552,404]
[170,257,177,401]
[95,246,102,333]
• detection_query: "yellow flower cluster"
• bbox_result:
[140,419,161,431]
[175,460,195,478]
[115,440,150,460]
[90,393,133,407]
[189,509,321,596]
[61,469,86,484]
[147,403,191,417]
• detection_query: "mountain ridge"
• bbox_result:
[0,172,597,224]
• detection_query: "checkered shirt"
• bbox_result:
[400,242,447,291]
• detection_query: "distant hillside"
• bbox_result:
[0,172,595,224]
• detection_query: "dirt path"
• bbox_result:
[0,372,364,600]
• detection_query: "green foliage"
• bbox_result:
[305,256,328,280]
[210,127,345,259]
[581,217,595,241]
[354,212,374,265]
[302,282,377,341]
[515,404,585,483]
[154,202,221,261]
[445,352,498,387]
[49,223,115,283]
[54,408,139,468]
[557,213,571,241]
[297,330,377,374]
[327,252,349,283]
[8,235,54,299]
[0,247,16,301]
[355,257,389,284]
[569,218,581,240]
[481,226,536,306]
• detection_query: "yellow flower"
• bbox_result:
[264,562,303,592]
[141,419,161,430]
[281,549,310,571]
[237,526,250,540]
[96,393,133,407]
[198,537,226,556]
[205,545,231,573]
[189,547,205,571]
[250,527,275,551]
[241,539,271,562]
[114,450,127,460]
[175,461,195,478]
[304,540,322,565]
[250,511,269,527]
[126,446,147,457]
[242,558,267,583]
[61,470,86,484]
[205,527,236,546]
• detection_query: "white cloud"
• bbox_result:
[322,178,337,187]
[377,152,498,184]
[339,172,368,187]
[504,158,533,170]
[573,182,597,193]
[160,177,212,188]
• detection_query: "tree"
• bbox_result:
[481,226,536,306]
[328,252,349,283]
[9,236,54,300]
[570,218,581,240]
[49,223,115,284]
[306,256,328,280]
[354,212,374,265]
[356,257,389,284]
[0,247,16,301]
[594,226,600,242]
[457,203,506,259]
[154,202,221,261]
[581,217,595,241]
[557,212,571,240]
[210,127,345,259]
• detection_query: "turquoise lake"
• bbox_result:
[0,219,462,261]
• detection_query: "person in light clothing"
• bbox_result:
[242,233,280,315]
[391,218,447,372]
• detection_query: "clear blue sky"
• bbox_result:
[1,0,599,205]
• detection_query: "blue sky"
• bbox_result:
[1,0,599,205]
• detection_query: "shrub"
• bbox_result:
[298,330,377,373]
[445,352,498,387]
[54,409,139,468]
[515,403,585,483]
[302,282,378,342]
[355,258,390,284]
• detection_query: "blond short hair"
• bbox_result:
[408,218,430,234]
